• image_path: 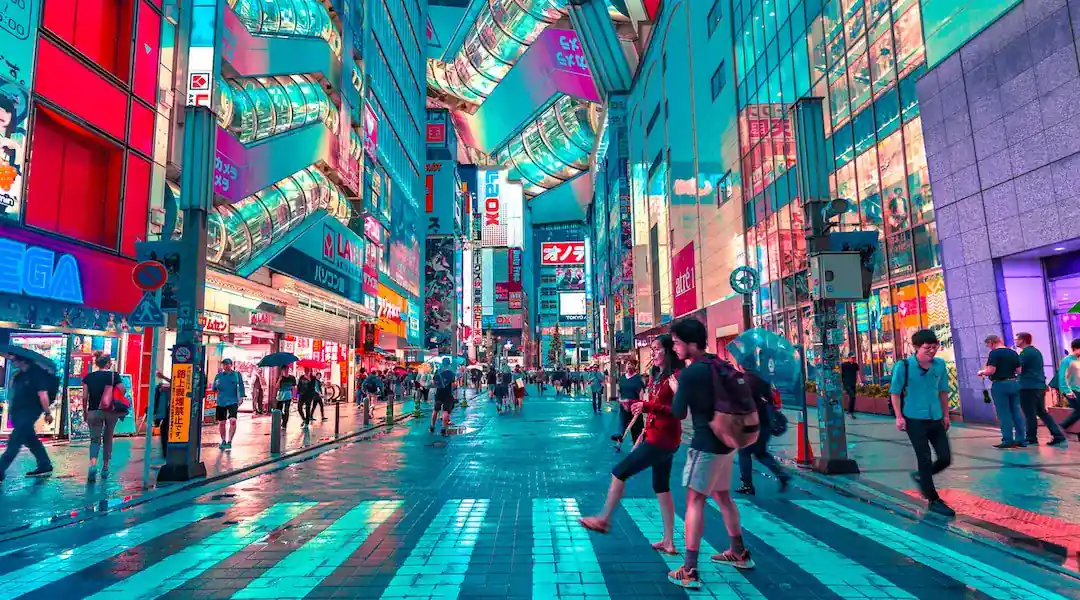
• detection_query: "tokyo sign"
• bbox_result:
[541,241,586,265]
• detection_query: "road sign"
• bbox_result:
[132,260,169,291]
[173,343,193,364]
[167,362,193,443]
[130,292,166,326]
[729,266,760,296]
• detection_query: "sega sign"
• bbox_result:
[541,241,586,265]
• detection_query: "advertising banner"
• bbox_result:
[0,0,40,223]
[268,215,365,303]
[479,169,508,246]
[481,248,494,315]
[672,242,697,316]
[495,282,509,302]
[541,241,586,265]
[491,314,523,329]
[509,291,522,310]
[555,267,585,290]
[377,283,406,338]
[509,248,522,285]
[472,247,483,343]
[425,161,456,235]
[407,300,421,344]
[424,236,455,354]
[363,104,379,159]
[559,291,587,323]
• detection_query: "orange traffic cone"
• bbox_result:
[796,413,815,465]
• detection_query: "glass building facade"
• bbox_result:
[734,0,957,410]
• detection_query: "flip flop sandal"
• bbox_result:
[652,541,678,555]
[578,517,609,534]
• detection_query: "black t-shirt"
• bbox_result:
[841,362,859,387]
[671,356,732,455]
[987,347,1021,381]
[10,365,49,417]
[278,375,298,396]
[83,369,121,411]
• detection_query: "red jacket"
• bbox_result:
[640,371,682,451]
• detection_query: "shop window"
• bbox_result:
[25,107,123,249]
[42,0,135,80]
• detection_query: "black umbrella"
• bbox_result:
[0,344,57,372]
[258,352,299,368]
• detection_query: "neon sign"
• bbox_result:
[0,238,84,303]
[483,170,500,226]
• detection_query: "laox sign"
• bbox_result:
[483,170,500,226]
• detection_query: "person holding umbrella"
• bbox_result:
[0,348,57,481]
[258,351,299,429]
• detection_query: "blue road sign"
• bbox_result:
[131,291,166,327]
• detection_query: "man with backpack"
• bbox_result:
[431,358,456,434]
[667,319,755,589]
[0,355,55,481]
[735,369,790,495]
[890,329,955,517]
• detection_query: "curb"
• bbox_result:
[0,411,419,544]
[782,458,1080,582]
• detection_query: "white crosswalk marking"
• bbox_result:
[623,498,766,598]
[0,504,228,599]
[88,502,318,600]
[232,500,401,599]
[797,500,1072,600]
[379,499,490,600]
[532,498,610,598]
[733,500,917,599]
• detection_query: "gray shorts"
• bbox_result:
[682,448,735,494]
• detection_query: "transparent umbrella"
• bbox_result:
[726,328,803,391]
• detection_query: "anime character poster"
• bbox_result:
[0,82,28,220]
[424,236,455,354]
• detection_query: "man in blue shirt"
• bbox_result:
[1014,332,1066,445]
[212,358,246,450]
[1056,339,1080,440]
[889,329,955,517]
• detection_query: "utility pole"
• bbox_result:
[157,0,224,482]
[792,97,859,475]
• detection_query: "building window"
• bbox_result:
[708,0,722,36]
[42,0,136,80]
[711,62,727,100]
[717,171,733,206]
[646,103,661,134]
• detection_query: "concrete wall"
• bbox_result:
[916,0,1080,421]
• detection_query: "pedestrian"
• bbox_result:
[153,371,170,457]
[0,355,55,481]
[890,329,955,517]
[1055,340,1080,441]
[82,353,123,481]
[589,366,606,413]
[251,371,265,415]
[512,366,525,411]
[431,359,456,434]
[842,354,860,418]
[311,372,326,421]
[297,368,316,426]
[580,334,684,555]
[1015,332,1066,446]
[734,369,790,495]
[277,365,298,429]
[612,362,645,452]
[211,358,246,449]
[494,370,510,413]
[978,334,1027,448]
[667,319,752,589]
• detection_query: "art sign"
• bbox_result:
[672,242,697,316]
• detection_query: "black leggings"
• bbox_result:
[618,405,644,442]
[611,442,676,494]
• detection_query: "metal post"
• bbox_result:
[792,97,858,475]
[270,408,282,454]
[795,344,811,465]
[141,327,161,490]
[387,393,394,423]
[363,394,371,426]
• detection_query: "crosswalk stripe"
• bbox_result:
[232,500,401,599]
[796,500,1071,600]
[87,502,319,600]
[733,500,917,599]
[379,499,490,600]
[532,498,609,599]
[0,503,228,599]
[623,498,766,598]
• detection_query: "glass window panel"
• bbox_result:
[856,146,882,226]
[875,86,901,138]
[836,162,860,227]
[833,121,854,166]
[877,129,909,233]
[794,35,813,96]
[781,53,796,102]
[848,48,872,115]
[823,0,843,41]
[899,67,922,121]
[853,106,877,155]
[887,230,915,278]
[808,16,828,81]
[843,0,866,41]
[779,204,795,277]
[892,279,922,351]
[766,213,781,283]
[894,4,925,78]
[236,198,273,256]
[913,222,941,271]
[753,3,767,60]
[904,117,933,225]
[240,81,274,142]
[260,182,292,234]
[872,286,895,380]
[830,74,851,128]
[869,27,896,99]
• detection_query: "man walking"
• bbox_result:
[890,329,955,517]
[667,319,752,590]
[842,354,860,418]
[431,358,456,434]
[211,358,246,450]
[0,355,55,481]
[1056,340,1080,441]
[1015,333,1066,445]
[978,335,1027,448]
[589,367,606,413]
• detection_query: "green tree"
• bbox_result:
[548,329,563,367]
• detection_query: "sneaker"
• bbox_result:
[1027,439,1040,445]
[224,442,232,450]
[712,549,755,570]
[910,471,922,486]
[26,467,53,478]
[1048,437,1068,446]
[667,565,702,589]
[87,466,97,482]
[993,442,1019,449]
[927,499,956,517]
[735,484,756,495]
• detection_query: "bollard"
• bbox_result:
[334,394,340,438]
[387,395,395,423]
[270,409,282,455]
[363,395,371,426]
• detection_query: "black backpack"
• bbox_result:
[702,356,760,448]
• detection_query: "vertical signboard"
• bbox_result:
[479,169,508,246]
[185,0,222,108]
[425,161,456,235]
[671,242,697,317]
[424,237,455,354]
[0,0,41,222]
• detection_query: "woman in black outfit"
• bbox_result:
[277,366,298,428]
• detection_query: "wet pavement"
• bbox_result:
[0,394,438,536]
[0,386,1076,599]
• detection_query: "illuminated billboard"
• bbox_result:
[479,169,507,246]
[559,291,587,319]
[541,241,586,265]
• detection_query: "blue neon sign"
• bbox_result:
[0,238,84,304]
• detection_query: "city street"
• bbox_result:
[0,387,1076,599]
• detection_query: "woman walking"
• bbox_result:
[580,335,684,553]
[82,353,123,481]
[612,361,646,451]
[277,365,298,429]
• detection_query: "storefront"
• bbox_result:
[0,226,145,439]
[376,282,408,362]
